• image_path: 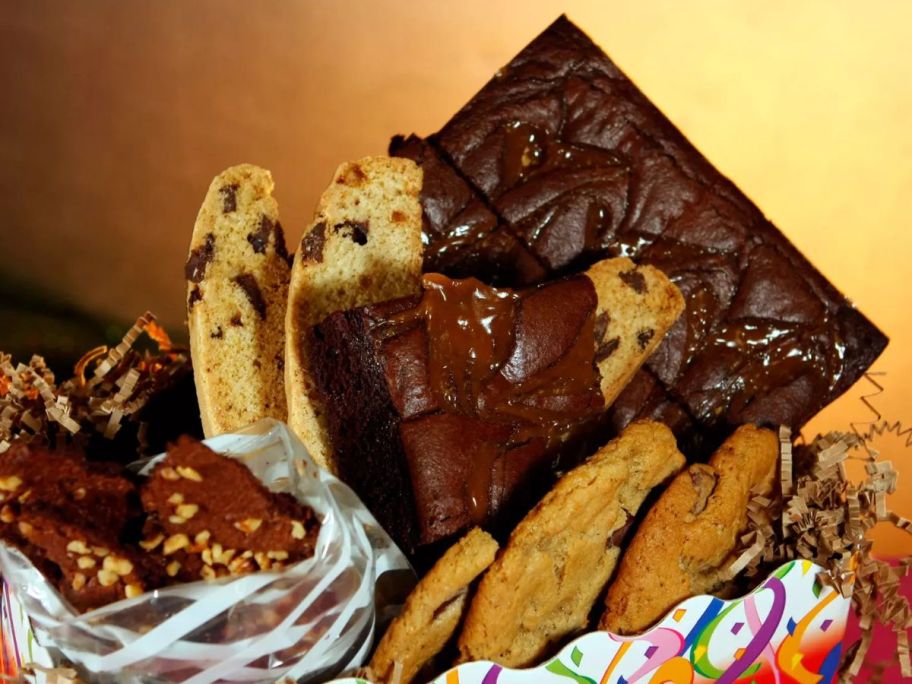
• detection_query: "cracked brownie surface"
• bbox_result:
[391,15,887,456]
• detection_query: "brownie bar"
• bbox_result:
[307,273,605,552]
[392,16,886,451]
[390,134,546,286]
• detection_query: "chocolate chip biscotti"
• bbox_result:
[186,164,291,438]
[285,156,424,472]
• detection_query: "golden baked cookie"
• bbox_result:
[457,421,686,668]
[285,157,424,471]
[186,164,290,437]
[600,424,779,635]
[368,528,498,684]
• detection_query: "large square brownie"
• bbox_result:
[391,15,886,454]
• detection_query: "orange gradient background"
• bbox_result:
[1,2,909,555]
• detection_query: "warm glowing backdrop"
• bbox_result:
[1,2,909,554]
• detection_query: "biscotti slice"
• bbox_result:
[285,156,423,471]
[186,164,291,437]
[306,259,683,552]
[368,528,498,684]
[457,421,686,668]
[585,258,685,404]
[600,424,779,635]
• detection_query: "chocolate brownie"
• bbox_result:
[391,16,887,454]
[0,443,160,611]
[140,436,320,582]
[306,263,682,552]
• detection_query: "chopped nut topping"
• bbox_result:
[73,487,86,500]
[201,548,213,566]
[253,552,271,570]
[169,515,187,525]
[97,569,119,587]
[291,520,306,540]
[176,466,203,482]
[167,492,184,505]
[103,556,134,577]
[160,467,180,481]
[67,540,90,555]
[234,518,262,534]
[228,556,254,574]
[0,505,14,523]
[0,476,23,492]
[77,556,96,569]
[194,530,211,545]
[93,546,110,557]
[176,504,199,519]
[267,550,289,560]
[139,534,164,551]
[165,560,181,577]
[163,533,190,555]
[215,547,235,565]
[125,583,143,598]
[17,521,33,536]
[17,489,32,503]
[72,572,86,591]
[200,565,217,580]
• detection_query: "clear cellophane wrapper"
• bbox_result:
[0,419,415,683]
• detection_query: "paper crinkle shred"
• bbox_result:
[734,427,911,681]
[0,312,190,456]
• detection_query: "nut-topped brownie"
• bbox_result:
[140,436,320,582]
[391,16,887,454]
[303,261,683,551]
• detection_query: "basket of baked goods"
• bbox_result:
[1,14,909,684]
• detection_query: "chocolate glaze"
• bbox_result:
[391,16,887,455]
[308,273,604,550]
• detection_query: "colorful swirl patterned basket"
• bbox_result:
[331,559,850,684]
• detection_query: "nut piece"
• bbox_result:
[201,548,213,566]
[77,556,96,569]
[17,521,33,536]
[125,583,143,598]
[97,569,119,587]
[267,550,289,560]
[103,555,134,577]
[71,572,87,591]
[73,487,87,501]
[139,534,164,551]
[200,565,217,580]
[176,466,203,482]
[291,520,306,540]
[93,546,110,557]
[176,504,199,520]
[67,540,90,555]
[166,560,181,577]
[169,515,187,525]
[234,518,262,534]
[194,530,211,545]
[167,492,184,505]
[163,533,190,555]
[160,467,180,481]
[0,505,15,523]
[0,476,23,492]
